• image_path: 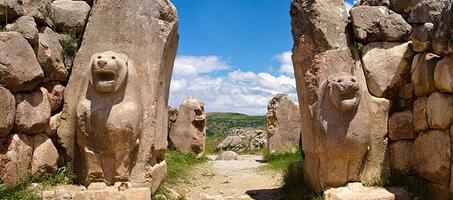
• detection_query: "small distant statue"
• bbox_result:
[75,51,143,185]
[315,73,369,188]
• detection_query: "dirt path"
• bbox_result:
[174,155,284,200]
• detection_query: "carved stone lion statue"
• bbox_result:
[75,51,143,185]
[315,72,369,189]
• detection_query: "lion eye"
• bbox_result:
[97,56,102,59]
[351,78,356,82]
[112,56,116,59]
[337,79,343,83]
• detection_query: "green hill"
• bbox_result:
[206,112,265,136]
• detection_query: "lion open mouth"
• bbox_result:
[94,70,117,92]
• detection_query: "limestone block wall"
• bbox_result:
[0,0,91,188]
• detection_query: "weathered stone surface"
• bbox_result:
[5,16,39,47]
[31,134,58,179]
[427,182,450,200]
[0,134,33,188]
[324,183,395,200]
[410,23,434,52]
[427,92,453,129]
[0,86,15,138]
[0,32,43,93]
[216,129,267,153]
[389,111,417,140]
[351,6,412,43]
[359,0,390,6]
[413,97,429,132]
[57,0,178,187]
[169,97,206,156]
[76,182,151,200]
[265,93,300,154]
[167,106,178,133]
[0,0,25,24]
[362,42,414,97]
[411,53,440,96]
[291,0,390,192]
[45,112,61,136]
[216,151,238,161]
[389,0,422,15]
[22,0,53,26]
[434,54,453,93]
[432,0,453,55]
[37,27,68,82]
[15,87,51,134]
[390,141,413,175]
[51,0,91,34]
[45,83,65,112]
[408,0,447,23]
[411,130,451,184]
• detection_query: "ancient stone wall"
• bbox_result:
[291,0,453,198]
[0,0,91,188]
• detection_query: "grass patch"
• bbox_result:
[261,149,302,172]
[206,113,265,136]
[155,151,207,199]
[205,134,227,155]
[0,166,76,200]
[164,151,207,185]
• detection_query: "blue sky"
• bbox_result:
[169,0,356,115]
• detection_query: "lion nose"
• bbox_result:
[97,60,107,68]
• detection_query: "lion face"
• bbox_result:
[327,73,361,112]
[90,51,128,94]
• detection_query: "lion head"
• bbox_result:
[89,51,128,94]
[326,73,361,112]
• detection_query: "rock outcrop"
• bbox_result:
[51,0,91,34]
[216,128,267,153]
[57,0,179,190]
[0,86,15,138]
[265,94,300,154]
[169,97,206,156]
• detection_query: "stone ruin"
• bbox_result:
[0,0,179,198]
[266,93,301,154]
[291,0,453,198]
[168,96,206,156]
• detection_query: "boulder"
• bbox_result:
[411,130,451,185]
[22,0,53,26]
[0,86,15,138]
[51,0,91,34]
[410,53,440,96]
[389,0,422,15]
[362,42,414,97]
[169,97,206,156]
[37,27,68,82]
[350,6,412,43]
[57,0,178,186]
[167,106,178,133]
[0,32,43,93]
[434,54,453,93]
[266,94,301,154]
[44,83,65,112]
[431,0,453,55]
[410,23,434,52]
[388,111,417,140]
[14,87,51,134]
[31,134,58,179]
[390,141,413,175]
[324,183,395,200]
[427,92,453,129]
[408,0,447,23]
[216,129,267,153]
[413,97,429,132]
[45,112,61,136]
[5,16,39,47]
[0,134,33,188]
[216,151,238,161]
[0,0,25,24]
[358,0,390,6]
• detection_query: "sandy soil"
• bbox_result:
[174,155,284,200]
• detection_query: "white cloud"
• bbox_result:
[345,0,358,11]
[275,51,294,76]
[169,53,298,115]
